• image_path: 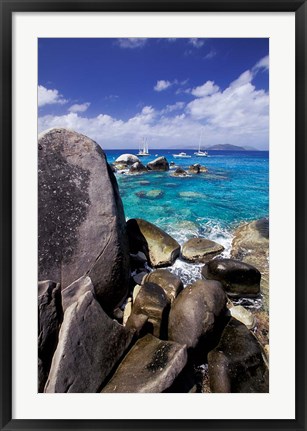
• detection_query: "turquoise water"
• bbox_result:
[106,149,268,292]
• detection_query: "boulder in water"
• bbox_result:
[147,156,169,171]
[115,153,140,166]
[38,128,130,311]
[208,318,269,392]
[129,161,148,174]
[182,238,224,263]
[101,334,187,393]
[202,258,261,298]
[171,167,189,177]
[126,218,180,268]
[168,279,226,349]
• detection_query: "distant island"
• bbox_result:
[205,144,258,151]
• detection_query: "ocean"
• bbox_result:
[105,149,269,290]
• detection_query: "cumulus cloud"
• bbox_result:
[188,38,205,48]
[68,102,90,113]
[190,81,220,97]
[38,85,67,107]
[38,55,269,150]
[154,80,172,92]
[116,38,147,49]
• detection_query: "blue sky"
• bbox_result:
[38,38,269,150]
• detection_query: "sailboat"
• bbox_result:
[194,130,208,157]
[137,137,150,156]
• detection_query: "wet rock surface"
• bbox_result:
[126,218,180,267]
[182,238,224,263]
[208,318,269,393]
[101,334,187,393]
[171,167,189,177]
[45,291,134,393]
[38,128,130,310]
[202,258,261,298]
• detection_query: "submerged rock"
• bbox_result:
[126,218,180,268]
[202,258,261,298]
[143,269,183,303]
[135,189,164,199]
[38,128,130,311]
[45,291,134,393]
[168,279,226,349]
[38,280,63,392]
[101,334,187,393]
[179,191,204,199]
[182,238,224,263]
[147,156,169,171]
[130,282,170,338]
[208,318,268,392]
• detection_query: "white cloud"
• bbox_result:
[68,102,90,113]
[116,38,147,49]
[154,80,172,92]
[188,38,205,48]
[253,55,269,71]
[190,81,220,97]
[38,85,67,107]
[160,101,185,114]
[38,55,269,150]
[204,49,217,60]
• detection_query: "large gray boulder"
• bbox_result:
[126,218,180,268]
[38,128,130,311]
[208,318,269,392]
[101,334,187,393]
[202,258,261,298]
[181,238,224,263]
[168,279,226,349]
[143,269,183,303]
[38,280,63,392]
[147,156,169,171]
[129,282,169,338]
[45,291,134,393]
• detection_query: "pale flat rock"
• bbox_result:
[102,334,187,393]
[182,238,224,263]
[45,291,134,393]
[61,275,94,312]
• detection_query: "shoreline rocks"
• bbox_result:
[126,218,180,268]
[202,258,261,298]
[182,238,224,263]
[147,156,169,171]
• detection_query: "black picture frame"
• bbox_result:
[1,1,306,430]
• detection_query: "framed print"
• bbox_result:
[1,0,306,430]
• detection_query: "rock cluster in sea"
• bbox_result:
[38,129,269,393]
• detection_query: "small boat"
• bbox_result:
[137,137,150,156]
[172,152,191,158]
[194,129,208,157]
